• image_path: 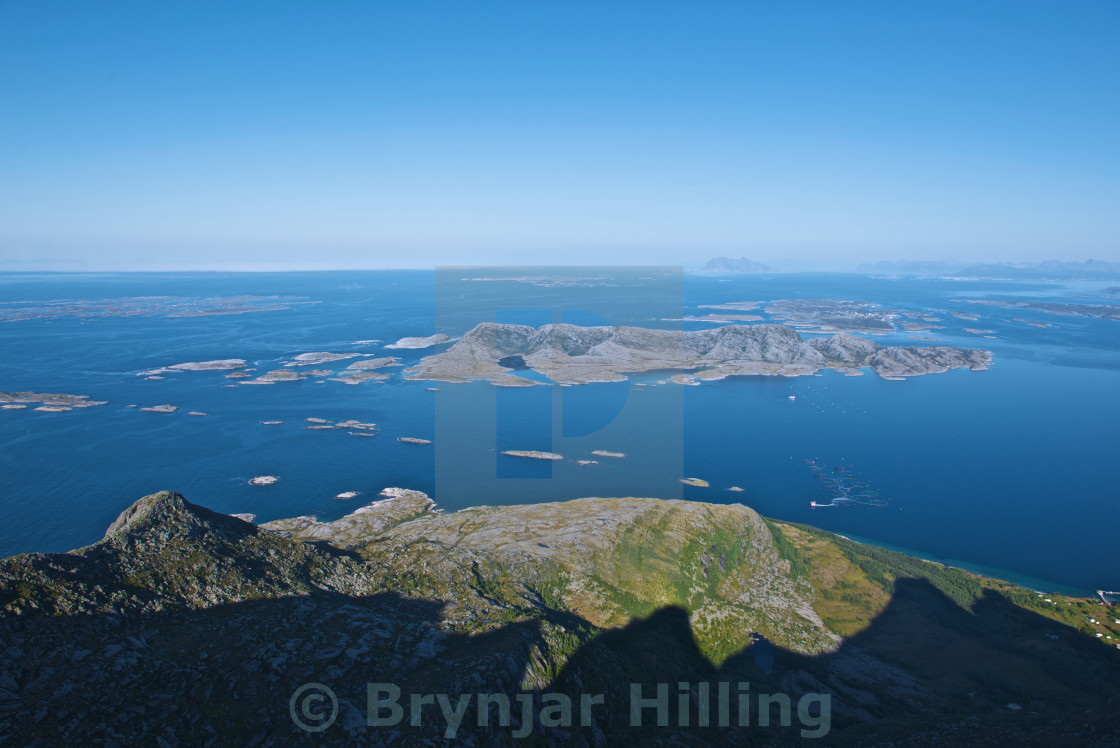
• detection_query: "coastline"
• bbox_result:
[835,530,1092,597]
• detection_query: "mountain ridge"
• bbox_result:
[404,322,992,384]
[2,489,1118,745]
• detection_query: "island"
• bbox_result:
[680,477,710,487]
[695,256,775,274]
[959,298,1120,322]
[592,450,626,458]
[397,437,432,444]
[141,359,246,376]
[246,370,304,383]
[501,450,563,460]
[285,352,363,366]
[403,322,991,385]
[342,357,399,370]
[139,404,177,413]
[698,301,761,311]
[0,392,108,409]
[0,294,319,322]
[1014,318,1053,328]
[462,275,618,288]
[663,313,764,323]
[336,419,376,431]
[386,334,454,349]
[763,298,900,334]
[329,356,400,384]
[247,475,277,485]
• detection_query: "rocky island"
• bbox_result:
[404,322,992,385]
[0,392,108,409]
[1,488,1118,745]
[329,356,401,384]
[0,294,318,322]
[141,359,247,375]
[139,404,178,413]
[386,333,454,349]
[285,352,363,366]
[960,298,1120,322]
[246,369,304,383]
[501,450,564,460]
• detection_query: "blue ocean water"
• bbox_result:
[1,269,1116,594]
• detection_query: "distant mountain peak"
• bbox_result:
[857,258,1120,280]
[954,259,1120,280]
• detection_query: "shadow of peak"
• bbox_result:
[777,576,1120,723]
[541,577,1120,744]
[551,604,719,693]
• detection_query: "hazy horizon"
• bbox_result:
[5,255,1120,275]
[2,2,1117,272]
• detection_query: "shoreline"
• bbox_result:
[833,530,1092,597]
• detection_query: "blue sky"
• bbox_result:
[0,1,1117,270]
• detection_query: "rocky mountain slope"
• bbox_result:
[1,489,1117,746]
[404,322,991,384]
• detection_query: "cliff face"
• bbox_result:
[404,322,991,384]
[1,490,1117,746]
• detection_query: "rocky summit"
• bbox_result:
[1,489,1118,746]
[403,322,991,384]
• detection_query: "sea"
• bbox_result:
[1,268,1117,595]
